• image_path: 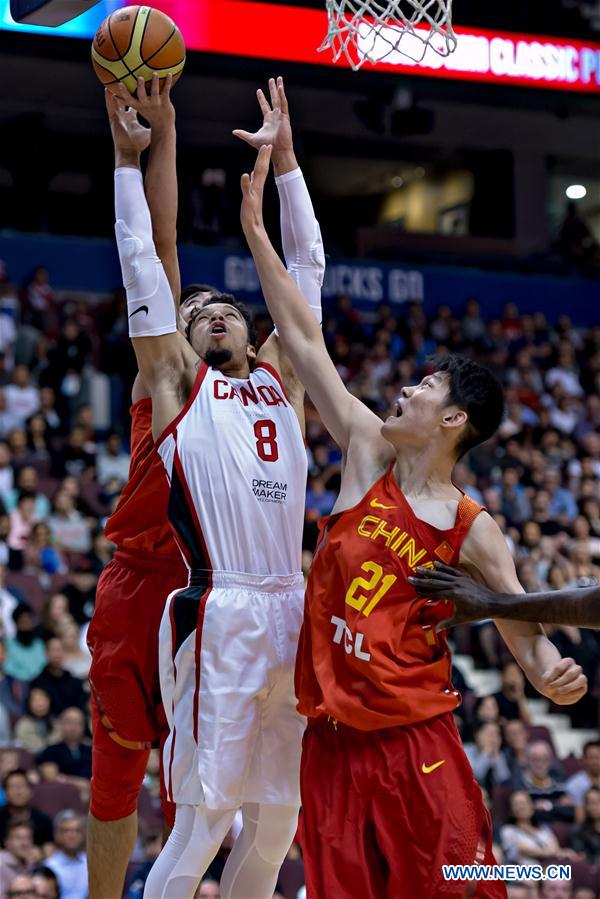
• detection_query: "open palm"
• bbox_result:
[233,77,293,153]
[106,91,151,155]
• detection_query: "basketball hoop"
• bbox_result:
[320,0,457,70]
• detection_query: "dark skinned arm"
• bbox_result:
[409,563,600,631]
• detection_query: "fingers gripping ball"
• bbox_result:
[92,5,185,96]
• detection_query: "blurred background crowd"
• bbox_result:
[0,259,598,899]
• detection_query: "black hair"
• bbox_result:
[180,284,220,306]
[435,354,505,459]
[473,695,499,721]
[30,866,60,890]
[5,819,33,837]
[2,768,28,790]
[16,489,36,505]
[583,740,600,755]
[507,789,541,827]
[184,290,256,347]
[583,786,600,829]
[12,602,33,624]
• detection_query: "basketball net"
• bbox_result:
[320,0,457,70]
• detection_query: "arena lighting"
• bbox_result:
[566,184,587,199]
[4,0,600,93]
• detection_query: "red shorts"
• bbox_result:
[300,713,506,899]
[88,550,184,827]
[90,693,175,828]
[87,549,186,745]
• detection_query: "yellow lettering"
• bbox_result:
[345,561,398,617]
[390,531,408,552]
[363,574,397,616]
[372,520,401,548]
[345,561,382,612]
[358,515,379,538]
[397,538,427,571]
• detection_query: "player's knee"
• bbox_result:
[254,804,299,867]
[90,743,148,822]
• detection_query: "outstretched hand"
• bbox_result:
[408,562,497,631]
[233,76,293,155]
[116,72,175,134]
[240,144,272,236]
[105,89,150,158]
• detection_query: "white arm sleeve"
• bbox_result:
[114,167,177,339]
[275,167,324,325]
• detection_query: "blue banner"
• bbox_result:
[0,230,597,324]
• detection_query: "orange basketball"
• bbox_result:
[91,5,186,95]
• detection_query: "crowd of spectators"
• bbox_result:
[0,257,599,897]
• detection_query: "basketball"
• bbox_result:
[91,5,186,95]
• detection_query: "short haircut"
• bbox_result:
[31,865,59,883]
[584,740,600,754]
[5,820,33,838]
[16,490,36,505]
[180,283,220,306]
[2,768,28,791]
[53,810,82,833]
[475,721,499,738]
[435,354,505,459]
[12,602,33,624]
[184,290,256,347]
[527,740,552,759]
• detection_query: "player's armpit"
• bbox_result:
[242,146,385,452]
[257,333,306,434]
[131,333,196,440]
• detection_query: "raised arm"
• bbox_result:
[410,563,600,630]
[106,90,194,440]
[240,145,381,452]
[234,77,324,427]
[117,75,181,304]
[234,77,323,326]
[458,512,588,706]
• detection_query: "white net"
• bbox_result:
[320,0,457,70]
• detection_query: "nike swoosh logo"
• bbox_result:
[422,760,445,775]
[129,305,149,319]
[370,499,397,510]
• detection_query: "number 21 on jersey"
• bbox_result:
[345,561,397,617]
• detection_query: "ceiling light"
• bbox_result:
[566,184,587,199]
[391,176,404,188]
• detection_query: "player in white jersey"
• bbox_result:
[107,76,323,898]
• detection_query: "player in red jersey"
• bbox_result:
[240,146,588,899]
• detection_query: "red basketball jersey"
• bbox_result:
[295,465,483,731]
[104,398,180,560]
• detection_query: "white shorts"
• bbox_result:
[159,570,306,810]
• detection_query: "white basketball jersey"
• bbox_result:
[157,361,307,576]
